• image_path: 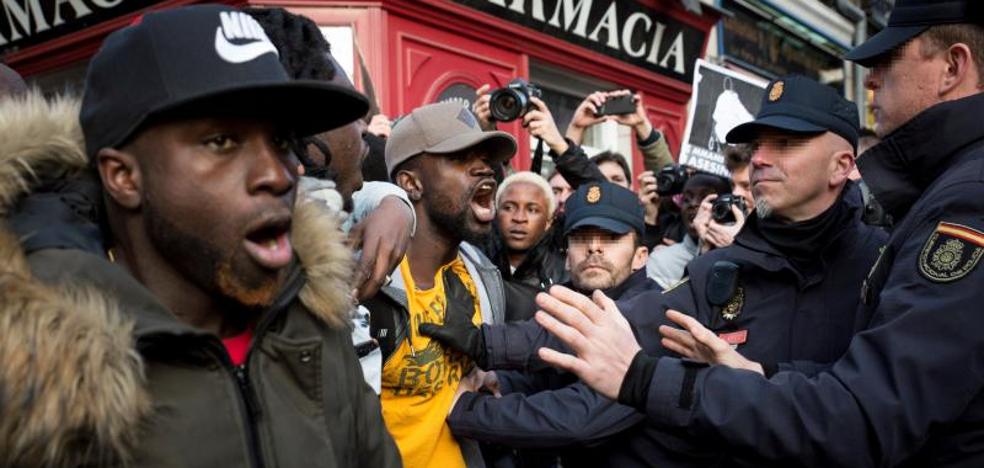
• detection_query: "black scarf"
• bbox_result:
[754,190,852,266]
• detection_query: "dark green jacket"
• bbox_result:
[28,241,399,467]
[0,92,400,467]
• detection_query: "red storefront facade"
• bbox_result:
[2,0,721,173]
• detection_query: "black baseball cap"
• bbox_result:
[726,75,860,149]
[564,181,645,238]
[845,0,983,67]
[80,4,369,158]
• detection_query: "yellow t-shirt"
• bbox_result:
[381,256,482,468]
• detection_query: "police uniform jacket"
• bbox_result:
[461,184,884,467]
[638,92,984,467]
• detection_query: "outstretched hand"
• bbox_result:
[659,310,764,375]
[533,286,641,400]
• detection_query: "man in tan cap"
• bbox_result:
[363,101,515,468]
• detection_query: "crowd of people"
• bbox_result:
[0,0,981,467]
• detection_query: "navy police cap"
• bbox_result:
[564,181,645,238]
[845,0,984,67]
[726,75,860,149]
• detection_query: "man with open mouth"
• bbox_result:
[0,4,399,467]
[360,101,515,468]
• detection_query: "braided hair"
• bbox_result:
[244,7,336,81]
[246,7,338,175]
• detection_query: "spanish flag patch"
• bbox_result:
[918,222,984,283]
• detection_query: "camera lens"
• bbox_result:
[656,174,670,188]
[712,202,730,222]
[499,95,517,111]
[490,89,527,122]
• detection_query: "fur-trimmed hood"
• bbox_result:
[0,90,87,216]
[0,91,146,467]
[0,91,356,466]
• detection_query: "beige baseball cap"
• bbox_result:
[385,101,517,179]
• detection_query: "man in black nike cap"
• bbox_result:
[524,1,984,466]
[1,4,401,466]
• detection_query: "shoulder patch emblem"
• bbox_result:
[918,222,984,283]
[721,286,744,321]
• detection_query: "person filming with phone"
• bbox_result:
[566,90,683,249]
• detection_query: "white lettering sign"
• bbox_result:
[481,0,690,78]
[0,0,125,48]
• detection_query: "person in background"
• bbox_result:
[646,174,731,289]
[591,150,632,188]
[247,7,416,392]
[691,144,754,253]
[723,144,753,207]
[548,170,575,216]
[247,7,413,303]
[850,128,891,227]
[491,172,566,322]
[636,168,688,249]
[566,90,674,173]
[473,83,606,194]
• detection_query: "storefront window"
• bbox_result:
[719,0,846,92]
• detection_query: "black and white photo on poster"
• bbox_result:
[679,59,767,177]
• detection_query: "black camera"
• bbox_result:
[489,78,542,122]
[656,164,689,196]
[711,193,748,224]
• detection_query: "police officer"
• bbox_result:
[533,1,984,466]
[439,76,888,468]
[439,181,658,467]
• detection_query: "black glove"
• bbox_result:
[418,267,488,368]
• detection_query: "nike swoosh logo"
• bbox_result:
[214,27,278,64]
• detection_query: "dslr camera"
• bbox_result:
[490,78,542,122]
[656,164,689,195]
[711,193,748,224]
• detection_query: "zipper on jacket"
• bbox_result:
[224,288,296,468]
[206,341,266,468]
[232,362,265,468]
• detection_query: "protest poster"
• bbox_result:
[679,59,767,177]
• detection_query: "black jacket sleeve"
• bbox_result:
[448,381,645,448]
[551,139,605,189]
[483,319,566,372]
[640,186,984,467]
